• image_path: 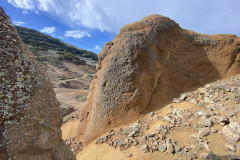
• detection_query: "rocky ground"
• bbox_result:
[64,74,240,159]
[41,60,96,121]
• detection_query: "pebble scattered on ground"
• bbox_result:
[93,75,240,159]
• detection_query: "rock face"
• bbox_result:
[0,7,75,160]
[78,14,240,143]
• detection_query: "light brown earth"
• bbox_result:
[43,60,96,118]
[61,74,240,160]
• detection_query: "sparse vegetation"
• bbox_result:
[15,25,98,61]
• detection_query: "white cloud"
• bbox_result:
[64,30,91,39]
[40,26,56,34]
[94,45,101,51]
[22,10,29,15]
[13,21,25,26]
[7,0,240,35]
[7,0,35,10]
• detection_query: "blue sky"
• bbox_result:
[1,0,240,53]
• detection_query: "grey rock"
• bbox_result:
[199,117,212,127]
[219,116,229,125]
[173,144,181,152]
[179,93,187,100]
[140,144,150,153]
[226,154,240,160]
[126,153,133,157]
[139,136,147,144]
[229,122,240,134]
[164,115,176,124]
[222,126,240,143]
[225,143,236,152]
[190,99,198,105]
[146,131,156,138]
[149,112,155,117]
[198,88,207,94]
[204,152,220,160]
[198,129,210,139]
[173,98,181,103]
[159,144,167,152]
[117,140,128,148]
[156,124,164,133]
[166,139,174,154]
[187,153,197,159]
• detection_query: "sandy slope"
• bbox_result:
[61,74,240,160]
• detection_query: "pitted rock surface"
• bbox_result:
[0,7,75,160]
[78,14,240,143]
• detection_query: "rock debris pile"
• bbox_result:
[95,75,240,160]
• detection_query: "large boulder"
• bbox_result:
[77,15,240,143]
[0,7,75,160]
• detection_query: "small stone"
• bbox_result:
[140,144,150,153]
[225,143,236,152]
[204,97,214,104]
[204,152,220,160]
[210,128,218,133]
[146,131,156,138]
[187,153,197,159]
[139,136,147,144]
[166,139,174,154]
[159,144,167,152]
[173,98,181,103]
[226,154,240,160]
[127,153,133,157]
[198,129,210,139]
[173,144,181,152]
[96,137,104,144]
[132,140,139,146]
[164,115,175,124]
[190,99,198,105]
[156,124,164,133]
[179,93,187,100]
[219,116,229,125]
[149,112,155,117]
[199,118,212,127]
[198,88,207,94]
[118,140,128,148]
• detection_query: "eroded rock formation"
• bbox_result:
[0,7,75,160]
[77,15,240,143]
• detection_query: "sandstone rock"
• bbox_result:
[0,7,75,160]
[222,126,240,143]
[77,14,240,143]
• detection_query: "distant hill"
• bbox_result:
[15,25,98,61]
